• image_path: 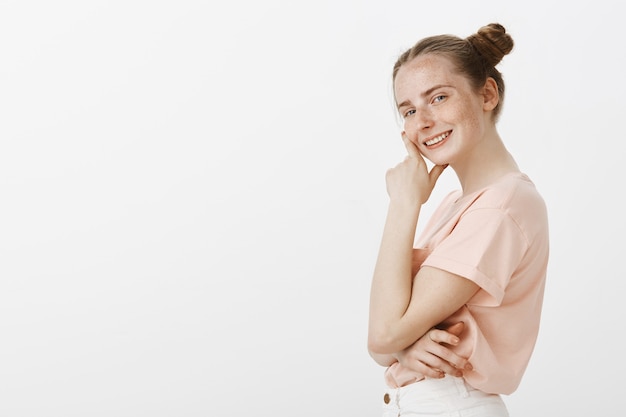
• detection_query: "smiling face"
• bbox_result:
[394,53,496,167]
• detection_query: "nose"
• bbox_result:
[414,108,433,131]
[404,107,433,136]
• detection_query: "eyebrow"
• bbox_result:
[396,84,453,109]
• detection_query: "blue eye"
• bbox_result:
[404,109,416,118]
[433,95,446,103]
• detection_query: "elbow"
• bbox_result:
[368,328,402,355]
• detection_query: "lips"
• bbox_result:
[424,131,451,147]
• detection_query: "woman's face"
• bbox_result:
[394,54,489,166]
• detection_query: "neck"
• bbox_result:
[452,129,520,196]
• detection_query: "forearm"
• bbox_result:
[368,201,421,353]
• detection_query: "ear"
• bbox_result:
[482,77,499,112]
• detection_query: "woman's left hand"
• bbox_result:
[396,322,472,378]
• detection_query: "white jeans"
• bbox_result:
[381,375,509,417]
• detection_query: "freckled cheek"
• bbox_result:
[454,108,482,133]
[402,118,417,135]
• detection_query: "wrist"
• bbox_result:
[386,199,421,230]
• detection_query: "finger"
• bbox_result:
[416,361,447,379]
[418,351,463,377]
[445,322,465,337]
[397,349,443,378]
[408,355,450,379]
[429,328,461,346]
[433,360,464,377]
[430,343,473,372]
[401,132,421,159]
[426,329,471,371]
[428,163,448,187]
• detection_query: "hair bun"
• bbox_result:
[467,23,514,67]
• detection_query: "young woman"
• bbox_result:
[368,23,549,416]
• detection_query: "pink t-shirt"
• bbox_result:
[384,172,549,395]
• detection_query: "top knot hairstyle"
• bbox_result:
[393,23,514,121]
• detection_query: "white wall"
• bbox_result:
[1,1,624,415]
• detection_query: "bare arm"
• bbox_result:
[370,265,479,354]
[368,134,479,355]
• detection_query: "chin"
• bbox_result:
[427,157,448,166]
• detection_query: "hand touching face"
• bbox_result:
[384,132,447,207]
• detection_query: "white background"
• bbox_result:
[1,1,624,416]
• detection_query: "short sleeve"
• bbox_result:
[422,208,528,306]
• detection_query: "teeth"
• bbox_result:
[425,132,449,146]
